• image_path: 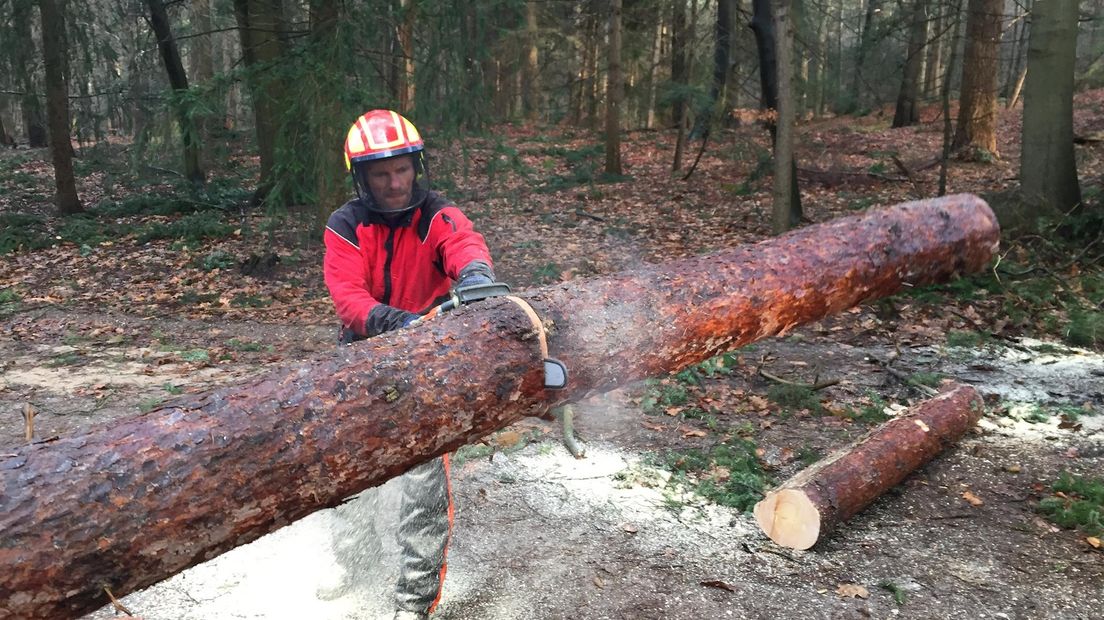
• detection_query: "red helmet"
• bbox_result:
[344,109,424,169]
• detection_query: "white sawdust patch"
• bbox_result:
[481,442,756,553]
[2,346,234,392]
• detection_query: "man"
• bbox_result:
[322,109,496,620]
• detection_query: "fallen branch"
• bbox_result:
[868,355,938,396]
[758,368,839,391]
[102,587,133,617]
[574,208,605,222]
[754,384,984,549]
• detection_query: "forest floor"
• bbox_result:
[2,94,1103,619]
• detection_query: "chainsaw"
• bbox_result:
[408,281,568,390]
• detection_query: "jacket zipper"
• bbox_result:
[381,226,396,305]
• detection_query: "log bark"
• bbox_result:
[0,195,999,618]
[753,384,984,550]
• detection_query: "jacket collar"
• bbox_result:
[361,188,429,227]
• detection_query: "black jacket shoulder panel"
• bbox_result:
[326,200,370,248]
[416,192,456,242]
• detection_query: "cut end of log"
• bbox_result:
[753,489,820,550]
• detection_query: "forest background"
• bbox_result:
[1,0,1103,617]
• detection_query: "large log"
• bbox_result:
[0,195,999,618]
[753,383,984,550]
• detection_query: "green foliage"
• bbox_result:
[530,144,631,194]
[139,397,165,412]
[660,438,768,512]
[797,445,823,466]
[1037,471,1104,536]
[163,383,183,395]
[0,288,20,305]
[136,212,235,244]
[946,330,990,348]
[57,215,113,247]
[227,338,268,352]
[230,293,272,308]
[766,383,823,414]
[96,194,196,217]
[879,580,908,605]
[198,250,237,271]
[179,290,219,306]
[532,262,561,284]
[907,372,945,388]
[1066,308,1103,348]
[641,379,690,414]
[178,349,210,363]
[840,393,892,425]
[0,214,52,254]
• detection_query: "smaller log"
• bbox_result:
[753,384,983,550]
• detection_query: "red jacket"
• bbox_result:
[324,190,493,336]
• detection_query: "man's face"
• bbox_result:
[364,155,415,211]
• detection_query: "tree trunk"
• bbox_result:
[38,0,81,215]
[751,0,801,231]
[398,0,416,113]
[691,0,733,139]
[605,0,623,174]
[0,195,1000,619]
[646,14,663,129]
[671,0,688,128]
[13,0,47,147]
[953,0,1002,158]
[1002,0,1024,99]
[232,0,286,201]
[923,2,944,99]
[586,8,600,131]
[309,0,345,228]
[146,0,206,185]
[1006,65,1027,109]
[754,383,983,550]
[1019,0,1081,217]
[812,2,828,117]
[893,0,929,128]
[523,0,540,122]
[189,0,216,167]
[940,0,964,196]
[0,114,14,146]
[851,0,882,111]
[772,0,799,233]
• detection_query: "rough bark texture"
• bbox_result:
[893,0,928,128]
[1020,0,1081,215]
[147,0,205,185]
[754,384,984,550]
[953,0,1001,157]
[0,196,999,618]
[605,0,623,175]
[38,0,82,215]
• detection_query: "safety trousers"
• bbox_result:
[394,454,453,614]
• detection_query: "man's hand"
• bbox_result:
[456,273,493,289]
[365,304,420,338]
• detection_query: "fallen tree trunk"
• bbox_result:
[753,383,984,550]
[0,194,999,618]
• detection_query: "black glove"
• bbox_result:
[456,261,495,290]
[365,304,419,338]
[456,273,493,289]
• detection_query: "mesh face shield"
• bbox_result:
[351,152,431,213]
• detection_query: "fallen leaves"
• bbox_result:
[962,490,984,507]
[836,583,870,599]
[700,579,736,593]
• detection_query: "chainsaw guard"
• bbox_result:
[543,358,568,390]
